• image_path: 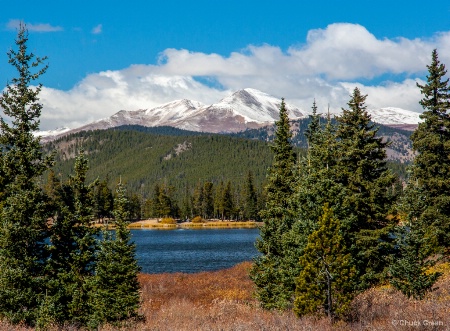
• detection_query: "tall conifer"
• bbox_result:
[251,98,297,309]
[0,23,52,325]
[335,87,397,289]
[405,49,450,252]
[294,204,355,321]
[46,150,98,326]
[90,181,141,327]
[392,49,450,298]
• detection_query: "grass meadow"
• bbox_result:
[1,262,449,330]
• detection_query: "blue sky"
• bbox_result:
[1,0,450,129]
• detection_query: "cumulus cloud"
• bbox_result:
[39,70,228,129]
[7,19,63,32]
[91,24,102,34]
[37,23,450,130]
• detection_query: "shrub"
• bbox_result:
[191,216,204,223]
[160,217,176,224]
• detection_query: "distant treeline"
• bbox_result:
[45,127,408,219]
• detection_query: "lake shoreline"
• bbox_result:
[95,219,263,230]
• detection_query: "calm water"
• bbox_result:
[131,228,260,274]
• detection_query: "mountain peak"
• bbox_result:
[37,88,422,140]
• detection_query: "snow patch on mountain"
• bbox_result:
[38,88,424,140]
[208,88,305,123]
[368,107,422,125]
[34,127,71,137]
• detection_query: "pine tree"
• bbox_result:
[405,49,450,253]
[222,181,234,220]
[46,150,99,326]
[288,103,349,317]
[90,181,141,327]
[0,23,53,325]
[192,182,205,217]
[335,87,397,289]
[94,178,113,222]
[150,183,161,217]
[391,49,450,299]
[304,100,321,150]
[294,204,355,322]
[244,171,258,221]
[250,98,297,309]
[180,184,193,220]
[203,182,214,219]
[389,218,441,300]
[214,181,225,219]
[292,106,343,242]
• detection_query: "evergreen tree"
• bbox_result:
[244,171,258,220]
[335,87,397,289]
[0,23,52,325]
[250,98,297,309]
[203,181,214,219]
[150,183,161,217]
[294,204,355,322]
[214,181,225,219]
[90,181,141,327]
[288,104,349,315]
[94,178,113,222]
[192,182,205,217]
[180,184,193,220]
[304,100,321,150]
[404,49,450,253]
[46,150,99,326]
[389,218,441,300]
[222,181,234,220]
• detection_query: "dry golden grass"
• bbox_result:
[2,262,450,330]
[180,221,259,228]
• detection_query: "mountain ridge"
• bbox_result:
[39,88,421,141]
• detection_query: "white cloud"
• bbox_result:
[7,19,63,32]
[37,23,450,130]
[91,24,102,34]
[39,70,228,129]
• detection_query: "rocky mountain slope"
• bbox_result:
[39,88,421,141]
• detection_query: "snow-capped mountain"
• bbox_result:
[34,127,71,138]
[368,107,422,125]
[41,88,307,140]
[38,88,423,141]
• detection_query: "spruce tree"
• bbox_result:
[222,181,234,220]
[289,103,349,316]
[294,204,355,322]
[203,181,214,219]
[0,23,52,325]
[335,87,397,289]
[389,217,441,300]
[292,107,345,239]
[90,181,141,327]
[46,150,99,326]
[405,49,450,253]
[392,49,450,298]
[250,98,297,309]
[244,171,258,221]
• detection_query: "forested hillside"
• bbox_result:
[45,126,409,198]
[232,118,414,163]
[45,129,292,198]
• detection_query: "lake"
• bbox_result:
[131,228,260,274]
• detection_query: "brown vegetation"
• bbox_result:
[1,262,449,330]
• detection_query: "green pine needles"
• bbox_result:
[90,182,141,328]
[294,204,355,322]
[390,49,450,299]
[0,24,141,329]
[250,98,298,310]
[0,22,52,325]
[252,49,450,321]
